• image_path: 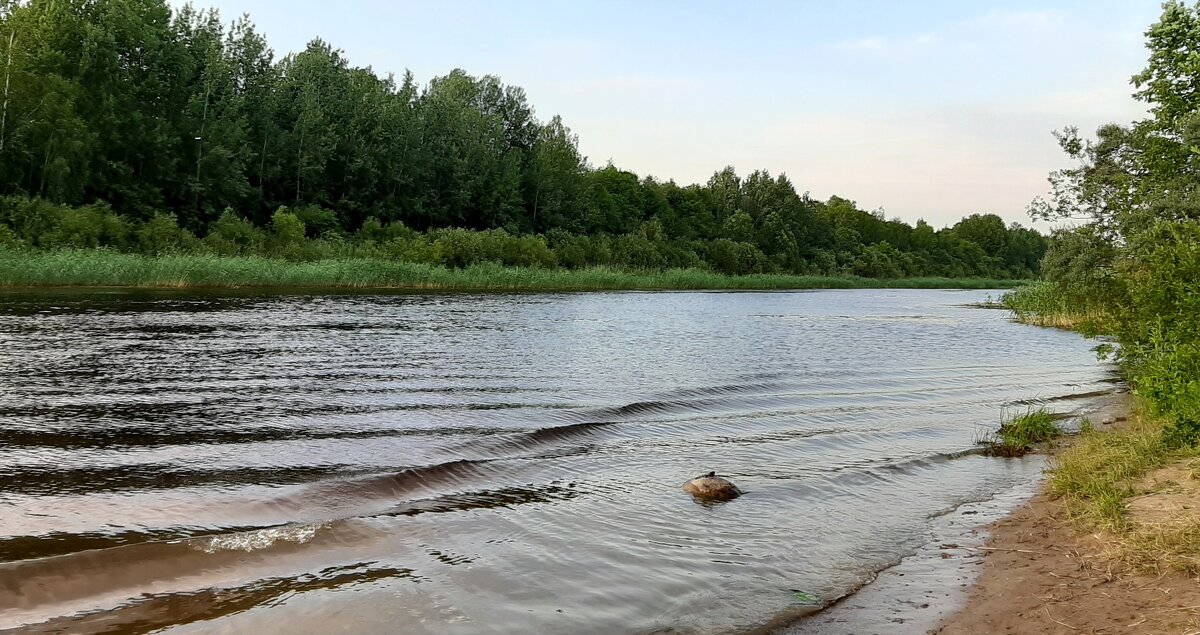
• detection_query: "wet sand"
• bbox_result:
[936,395,1200,635]
[778,391,1182,635]
[788,474,1043,634]
[934,495,1200,634]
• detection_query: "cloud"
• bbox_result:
[555,75,701,97]
[832,10,1067,60]
[835,36,887,53]
[1024,83,1148,120]
[969,9,1065,31]
[832,33,940,56]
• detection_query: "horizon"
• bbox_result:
[172,0,1160,230]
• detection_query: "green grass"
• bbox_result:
[0,248,1026,291]
[1045,406,1200,574]
[1001,281,1109,329]
[1048,407,1173,530]
[979,408,1062,457]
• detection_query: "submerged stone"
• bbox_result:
[682,471,742,501]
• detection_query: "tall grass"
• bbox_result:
[1047,406,1200,574]
[978,408,1062,457]
[0,249,1025,291]
[1001,281,1109,328]
[1049,407,1169,530]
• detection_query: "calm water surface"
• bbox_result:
[0,289,1114,634]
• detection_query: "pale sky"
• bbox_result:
[177,0,1161,228]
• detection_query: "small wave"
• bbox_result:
[499,420,617,446]
[1007,388,1115,405]
[191,523,327,554]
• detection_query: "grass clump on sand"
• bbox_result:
[0,248,1025,291]
[1048,407,1167,529]
[979,408,1062,457]
[1119,509,1200,575]
[1047,405,1200,574]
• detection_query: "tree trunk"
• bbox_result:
[0,30,16,154]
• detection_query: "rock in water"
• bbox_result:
[682,471,741,501]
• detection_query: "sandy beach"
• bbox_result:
[938,397,1200,634]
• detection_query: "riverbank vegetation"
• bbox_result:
[1049,407,1171,530]
[1050,406,1200,574]
[0,248,1023,291]
[1002,1,1200,573]
[979,408,1062,457]
[0,0,1043,288]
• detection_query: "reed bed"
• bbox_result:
[0,249,1024,291]
[1001,281,1108,328]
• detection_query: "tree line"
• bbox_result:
[0,0,1046,278]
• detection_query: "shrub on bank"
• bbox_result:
[137,213,197,255]
[202,210,267,256]
[0,197,1035,282]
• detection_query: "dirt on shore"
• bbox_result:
[934,494,1200,634]
[936,399,1200,635]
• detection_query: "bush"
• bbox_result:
[705,239,766,275]
[384,235,437,264]
[294,205,341,239]
[271,208,307,245]
[358,216,385,243]
[545,230,612,269]
[499,234,557,268]
[383,221,417,242]
[0,224,21,249]
[0,197,63,243]
[137,213,195,255]
[203,209,266,256]
[850,243,904,278]
[1114,221,1200,447]
[42,204,131,250]
[427,228,557,269]
[612,232,666,270]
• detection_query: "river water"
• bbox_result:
[0,289,1115,634]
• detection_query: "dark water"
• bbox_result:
[0,289,1115,634]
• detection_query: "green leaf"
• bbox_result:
[792,590,820,605]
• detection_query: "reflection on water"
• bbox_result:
[0,289,1115,634]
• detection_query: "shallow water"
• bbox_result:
[0,289,1115,634]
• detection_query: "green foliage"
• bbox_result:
[137,213,195,255]
[1025,1,1200,448]
[41,204,130,250]
[271,208,307,245]
[203,210,265,255]
[293,206,340,239]
[705,239,766,275]
[0,246,1026,291]
[358,217,385,243]
[0,1,1046,282]
[426,228,539,269]
[980,408,1061,457]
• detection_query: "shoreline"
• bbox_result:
[774,390,1173,635]
[0,249,1027,292]
[934,497,1200,634]
[791,473,1046,634]
[936,393,1200,634]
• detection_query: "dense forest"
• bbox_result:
[1007,0,1200,444]
[0,0,1046,278]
